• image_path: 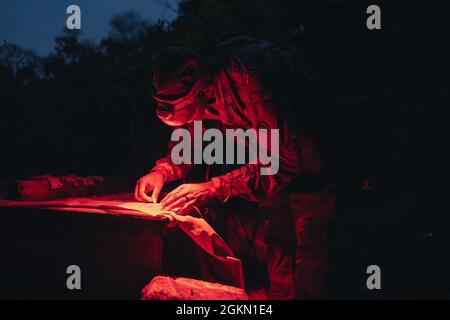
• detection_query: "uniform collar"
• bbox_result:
[201,78,224,121]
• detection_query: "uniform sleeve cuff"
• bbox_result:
[150,166,170,182]
[211,176,231,203]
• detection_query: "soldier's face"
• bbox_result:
[156,90,208,126]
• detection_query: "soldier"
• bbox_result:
[135,36,335,299]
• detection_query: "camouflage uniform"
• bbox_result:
[153,36,335,299]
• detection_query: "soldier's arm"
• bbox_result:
[211,98,302,202]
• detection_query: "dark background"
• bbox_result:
[1,0,449,298]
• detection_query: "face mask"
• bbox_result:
[156,102,199,127]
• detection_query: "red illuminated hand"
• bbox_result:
[134,170,167,203]
[160,181,217,213]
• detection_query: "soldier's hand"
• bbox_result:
[134,170,167,203]
[160,181,217,213]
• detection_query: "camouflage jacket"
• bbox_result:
[152,37,325,202]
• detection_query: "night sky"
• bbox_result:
[0,0,178,56]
